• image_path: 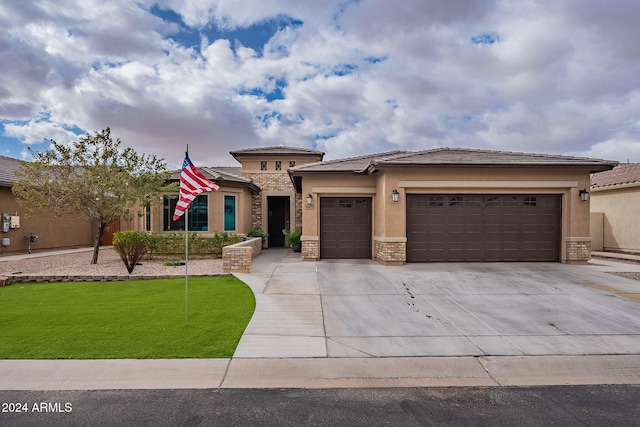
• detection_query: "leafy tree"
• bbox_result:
[12,127,175,264]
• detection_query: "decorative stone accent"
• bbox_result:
[243,172,295,192]
[374,240,406,265]
[0,276,10,286]
[566,239,591,264]
[302,239,319,261]
[242,172,299,231]
[251,193,262,230]
[222,237,263,273]
[4,274,215,284]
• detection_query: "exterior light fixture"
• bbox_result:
[306,193,313,206]
[579,189,589,202]
[391,189,399,203]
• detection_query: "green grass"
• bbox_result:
[0,277,255,359]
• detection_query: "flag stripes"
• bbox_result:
[172,155,219,221]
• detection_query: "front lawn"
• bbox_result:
[0,277,255,359]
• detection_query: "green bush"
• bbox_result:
[140,231,242,258]
[282,229,301,246]
[113,231,148,274]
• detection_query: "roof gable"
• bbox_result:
[591,162,640,188]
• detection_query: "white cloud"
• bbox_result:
[1,0,640,166]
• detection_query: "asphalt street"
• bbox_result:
[2,386,640,426]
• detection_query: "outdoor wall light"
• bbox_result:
[391,189,399,203]
[306,193,313,206]
[579,189,589,202]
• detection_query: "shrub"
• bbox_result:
[140,232,243,258]
[113,231,148,274]
[247,229,269,240]
[282,229,301,246]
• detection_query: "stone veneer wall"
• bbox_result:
[565,239,591,264]
[222,237,263,273]
[374,240,406,265]
[251,193,262,230]
[242,172,298,231]
[302,239,319,261]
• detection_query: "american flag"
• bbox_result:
[172,155,219,221]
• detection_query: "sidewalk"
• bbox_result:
[2,249,640,390]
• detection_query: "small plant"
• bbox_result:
[248,229,269,241]
[282,229,301,246]
[113,231,148,274]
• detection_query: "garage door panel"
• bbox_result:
[321,197,371,259]
[407,194,560,262]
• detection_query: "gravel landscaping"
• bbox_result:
[0,248,223,277]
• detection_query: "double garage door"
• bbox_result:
[406,194,561,262]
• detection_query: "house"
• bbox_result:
[138,146,324,248]
[590,163,640,253]
[0,155,95,254]
[136,146,616,264]
[289,148,616,264]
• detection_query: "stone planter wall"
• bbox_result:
[222,237,263,273]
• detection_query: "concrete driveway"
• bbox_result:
[234,250,640,358]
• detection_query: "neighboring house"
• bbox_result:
[590,163,640,253]
[0,155,95,254]
[128,146,617,264]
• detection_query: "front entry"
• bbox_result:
[267,196,290,247]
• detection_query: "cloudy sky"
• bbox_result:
[1,0,639,168]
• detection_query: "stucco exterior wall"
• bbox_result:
[137,184,254,235]
[300,166,593,264]
[0,186,95,254]
[590,184,640,253]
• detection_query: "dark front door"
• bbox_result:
[320,197,372,259]
[268,196,290,247]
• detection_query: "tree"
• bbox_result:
[12,127,175,264]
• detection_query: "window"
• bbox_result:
[429,196,444,207]
[275,161,282,171]
[163,194,208,231]
[485,196,502,207]
[261,161,267,171]
[224,195,236,231]
[524,196,537,207]
[289,161,296,168]
[449,196,463,206]
[339,199,353,208]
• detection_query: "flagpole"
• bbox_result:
[184,145,189,326]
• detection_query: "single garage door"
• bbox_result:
[406,194,561,262]
[321,197,372,259]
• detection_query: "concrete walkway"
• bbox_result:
[3,248,640,390]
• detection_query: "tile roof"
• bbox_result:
[370,148,617,169]
[0,155,22,187]
[290,147,618,174]
[289,150,410,173]
[230,146,325,157]
[170,166,252,184]
[591,162,640,188]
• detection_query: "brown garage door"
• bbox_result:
[320,197,372,259]
[406,194,561,262]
